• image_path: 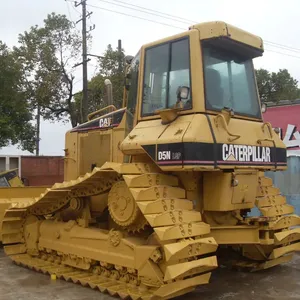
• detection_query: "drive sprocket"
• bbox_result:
[108,181,148,232]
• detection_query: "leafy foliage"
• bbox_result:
[75,44,126,112]
[0,42,36,152]
[15,13,84,127]
[256,68,300,102]
[99,44,125,108]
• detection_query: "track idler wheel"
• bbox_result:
[108,181,148,232]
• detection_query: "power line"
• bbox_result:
[264,48,300,59]
[110,0,198,24]
[87,3,300,59]
[65,0,73,22]
[95,0,192,25]
[74,78,83,85]
[103,0,300,54]
[67,0,82,16]
[87,4,185,30]
[265,41,300,54]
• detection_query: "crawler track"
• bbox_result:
[1,163,218,299]
[236,173,300,271]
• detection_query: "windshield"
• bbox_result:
[142,37,191,116]
[202,43,261,119]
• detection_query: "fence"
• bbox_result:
[249,157,300,216]
[265,156,300,216]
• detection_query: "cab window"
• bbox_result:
[203,42,261,119]
[142,37,191,116]
[127,51,140,114]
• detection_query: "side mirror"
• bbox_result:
[176,86,190,100]
[261,102,267,113]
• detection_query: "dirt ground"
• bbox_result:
[0,248,299,300]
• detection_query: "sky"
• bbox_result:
[1,0,300,156]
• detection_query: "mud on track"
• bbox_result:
[0,248,299,300]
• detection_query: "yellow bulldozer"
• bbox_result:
[0,169,24,242]
[1,21,300,299]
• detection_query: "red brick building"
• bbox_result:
[0,155,64,186]
[21,156,64,186]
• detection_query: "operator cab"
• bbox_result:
[202,40,261,119]
[124,21,264,123]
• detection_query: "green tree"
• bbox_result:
[15,13,85,127]
[75,44,126,115]
[255,68,300,102]
[99,44,125,108]
[0,42,36,152]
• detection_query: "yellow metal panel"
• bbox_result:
[269,242,300,259]
[260,204,294,217]
[164,256,217,281]
[0,187,47,198]
[203,172,257,211]
[154,222,210,241]
[100,162,160,174]
[120,119,167,154]
[183,114,214,143]
[258,176,273,187]
[112,129,125,163]
[145,210,201,227]
[255,195,286,208]
[4,244,26,255]
[274,228,300,245]
[79,132,111,176]
[189,29,205,112]
[157,120,191,144]
[137,199,193,214]
[130,186,185,201]
[269,215,300,230]
[210,225,260,244]
[111,112,127,163]
[208,114,284,149]
[257,186,280,197]
[191,21,263,51]
[255,254,293,271]
[232,173,258,204]
[8,176,23,187]
[64,131,78,181]
[163,237,217,262]
[203,172,232,211]
[121,114,214,156]
[123,173,178,188]
[0,202,11,241]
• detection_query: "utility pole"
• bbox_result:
[75,0,94,123]
[35,104,40,156]
[81,0,88,123]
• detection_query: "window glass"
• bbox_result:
[127,51,140,113]
[142,38,191,115]
[143,43,169,114]
[203,44,261,118]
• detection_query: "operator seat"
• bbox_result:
[205,68,224,109]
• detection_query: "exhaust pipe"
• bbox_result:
[104,79,113,106]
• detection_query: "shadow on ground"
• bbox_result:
[1,249,299,300]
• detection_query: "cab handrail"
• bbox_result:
[87,105,117,121]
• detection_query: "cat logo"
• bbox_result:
[99,117,112,128]
[222,144,271,162]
